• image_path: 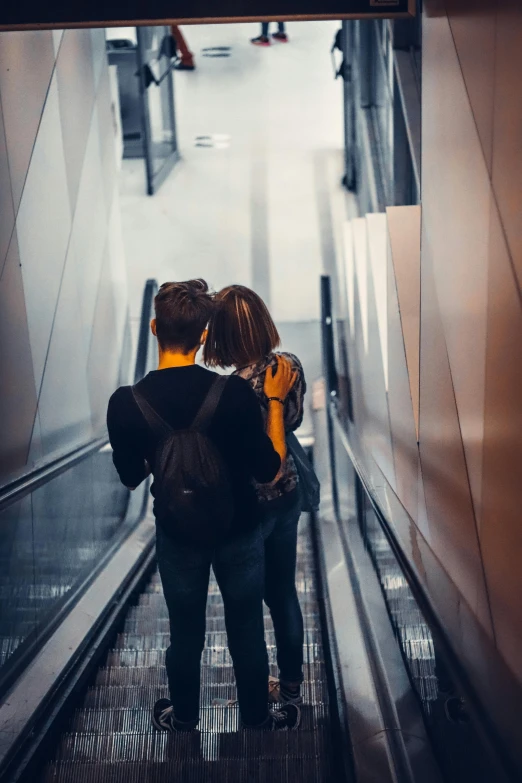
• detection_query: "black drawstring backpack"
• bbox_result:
[132,376,234,545]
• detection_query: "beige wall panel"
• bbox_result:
[363,247,396,492]
[491,0,522,290]
[481,199,522,685]
[446,0,496,173]
[422,11,490,529]
[386,206,421,440]
[418,240,492,639]
[387,253,418,523]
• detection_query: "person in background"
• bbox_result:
[107,280,301,732]
[171,25,196,70]
[205,285,305,707]
[251,23,289,47]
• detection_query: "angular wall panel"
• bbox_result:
[96,62,118,212]
[0,234,38,484]
[0,32,55,210]
[37,242,92,459]
[69,105,108,356]
[366,213,388,390]
[0,97,15,278]
[90,29,106,93]
[16,74,71,394]
[387,252,418,523]
[480,199,522,684]
[56,29,95,213]
[352,218,369,354]
[386,206,420,440]
[491,0,522,289]
[422,10,490,530]
[418,240,493,639]
[107,184,129,361]
[87,245,120,436]
[363,227,395,491]
[446,0,496,173]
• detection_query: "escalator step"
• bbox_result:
[40,518,337,782]
[55,720,330,761]
[43,756,332,783]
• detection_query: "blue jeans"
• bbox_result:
[261,490,304,683]
[156,524,269,727]
[261,22,286,37]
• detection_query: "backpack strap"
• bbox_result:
[191,375,228,432]
[131,385,173,439]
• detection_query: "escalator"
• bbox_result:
[0,278,519,783]
[40,517,338,783]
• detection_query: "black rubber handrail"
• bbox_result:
[134,278,158,384]
[0,438,109,515]
[0,279,159,515]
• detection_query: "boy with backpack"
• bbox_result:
[107,280,300,731]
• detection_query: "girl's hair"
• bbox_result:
[204,285,280,368]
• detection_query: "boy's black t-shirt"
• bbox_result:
[106,365,281,538]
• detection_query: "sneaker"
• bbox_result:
[175,61,195,71]
[152,699,198,732]
[268,704,301,730]
[251,35,270,47]
[268,676,303,705]
[272,32,289,42]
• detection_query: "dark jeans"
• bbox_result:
[261,491,304,683]
[156,524,269,727]
[261,22,286,37]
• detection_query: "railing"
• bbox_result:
[320,274,518,783]
[0,279,158,697]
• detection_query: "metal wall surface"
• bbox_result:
[0,29,129,488]
[334,0,522,769]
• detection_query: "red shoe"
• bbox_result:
[251,35,270,47]
[272,32,289,42]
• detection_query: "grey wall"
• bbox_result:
[0,29,130,487]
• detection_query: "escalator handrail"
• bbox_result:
[0,278,159,515]
[134,278,158,384]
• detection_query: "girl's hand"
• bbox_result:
[264,355,297,400]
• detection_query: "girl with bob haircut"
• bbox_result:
[205,285,305,706]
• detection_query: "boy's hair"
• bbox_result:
[154,279,215,353]
[204,285,280,368]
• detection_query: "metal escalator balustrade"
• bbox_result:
[320,273,520,783]
[0,280,159,782]
[40,517,338,783]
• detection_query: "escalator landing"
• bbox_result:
[41,518,338,782]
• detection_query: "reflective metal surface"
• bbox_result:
[0,450,129,684]
[0,511,155,772]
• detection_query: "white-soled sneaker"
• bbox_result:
[268,676,303,705]
[152,699,198,732]
[268,704,301,730]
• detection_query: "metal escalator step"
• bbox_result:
[85,677,328,709]
[113,633,324,663]
[125,607,321,629]
[115,628,322,650]
[56,720,330,762]
[43,756,332,783]
[41,519,337,782]
[93,665,329,701]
